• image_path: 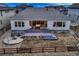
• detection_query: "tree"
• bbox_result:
[70,3,79,8]
[16,3,28,10]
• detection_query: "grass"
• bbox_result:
[20,32,79,48]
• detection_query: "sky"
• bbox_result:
[6,3,72,7]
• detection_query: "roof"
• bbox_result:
[0,3,9,10]
[68,7,79,9]
[10,7,73,21]
[0,4,15,11]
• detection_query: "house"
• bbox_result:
[68,7,79,17]
[0,8,15,29]
[68,7,79,23]
[0,4,16,32]
[10,7,72,36]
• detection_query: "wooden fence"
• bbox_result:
[0,45,66,54]
[0,46,78,54]
[67,46,78,51]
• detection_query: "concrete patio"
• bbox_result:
[0,30,22,48]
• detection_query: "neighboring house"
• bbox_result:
[68,7,79,23]
[10,7,72,36]
[0,7,16,31]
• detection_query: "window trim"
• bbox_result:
[53,21,65,27]
[14,21,25,27]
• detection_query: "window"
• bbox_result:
[37,21,40,24]
[15,21,24,27]
[33,21,36,26]
[57,22,62,27]
[0,11,3,16]
[18,22,21,27]
[62,22,65,27]
[0,20,2,24]
[53,22,56,27]
[15,22,17,27]
[22,22,24,27]
[53,22,65,27]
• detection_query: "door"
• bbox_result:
[29,20,47,29]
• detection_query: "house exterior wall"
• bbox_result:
[0,10,15,29]
[68,9,79,17]
[11,20,31,30]
[11,20,71,31]
[47,20,70,30]
[68,9,79,24]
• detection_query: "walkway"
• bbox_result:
[0,30,22,48]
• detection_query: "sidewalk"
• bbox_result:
[0,30,22,48]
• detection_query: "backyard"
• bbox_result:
[0,30,79,56]
[20,31,79,48]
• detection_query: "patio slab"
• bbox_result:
[3,37,24,45]
[0,30,22,48]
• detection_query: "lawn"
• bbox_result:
[20,32,79,48]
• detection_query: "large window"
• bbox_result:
[53,22,65,27]
[15,21,24,27]
[29,21,47,29]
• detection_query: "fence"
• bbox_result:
[0,46,78,54]
[67,46,78,51]
[0,45,66,54]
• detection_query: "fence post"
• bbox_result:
[65,46,68,52]
[3,48,5,54]
[42,47,44,53]
[17,48,18,53]
[29,48,31,53]
[55,46,56,52]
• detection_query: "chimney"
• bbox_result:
[45,7,48,11]
[15,9,19,14]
